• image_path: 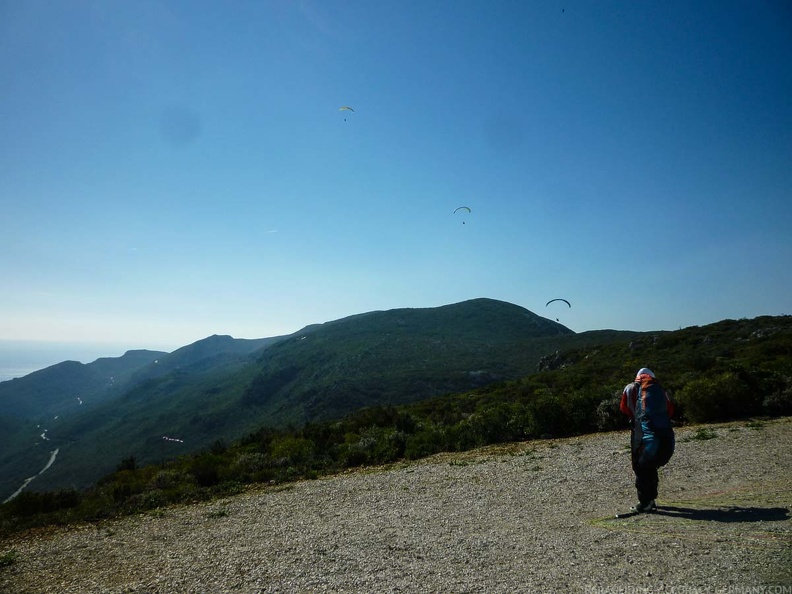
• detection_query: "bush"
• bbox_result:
[149,470,183,491]
[338,426,407,466]
[116,456,137,472]
[404,429,444,460]
[269,436,314,468]
[595,393,624,432]
[190,454,223,487]
[230,453,268,481]
[128,489,167,511]
[0,549,18,567]
[5,489,81,517]
[762,377,792,416]
[210,439,227,455]
[526,389,600,438]
[677,371,762,423]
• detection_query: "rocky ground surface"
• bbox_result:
[1,418,790,593]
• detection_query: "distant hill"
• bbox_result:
[241,298,580,423]
[126,335,282,384]
[0,298,633,498]
[0,350,165,419]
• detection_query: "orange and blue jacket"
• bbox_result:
[620,375,674,431]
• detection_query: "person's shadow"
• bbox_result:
[654,505,790,523]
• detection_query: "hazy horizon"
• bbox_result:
[2,303,789,382]
[0,339,170,382]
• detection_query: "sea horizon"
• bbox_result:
[0,339,159,383]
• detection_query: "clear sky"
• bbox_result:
[2,0,791,356]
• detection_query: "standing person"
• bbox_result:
[620,367,675,513]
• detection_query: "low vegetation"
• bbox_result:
[1,315,790,537]
[0,549,17,568]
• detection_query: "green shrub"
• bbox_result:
[128,489,168,511]
[0,549,18,567]
[116,455,137,472]
[230,453,268,481]
[526,389,599,438]
[337,426,405,466]
[269,435,314,468]
[762,376,792,416]
[148,470,183,491]
[595,393,624,432]
[677,371,762,422]
[5,489,81,517]
[210,439,228,455]
[404,429,444,460]
[112,484,135,503]
[190,454,223,487]
[526,390,567,437]
[687,427,717,441]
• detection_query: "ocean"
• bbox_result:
[0,341,133,383]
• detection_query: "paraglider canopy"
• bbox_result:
[546,298,571,308]
[453,206,471,224]
[339,106,354,121]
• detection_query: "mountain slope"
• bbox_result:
[0,335,284,422]
[1,298,583,497]
[242,298,577,423]
[1,310,789,529]
[0,351,164,419]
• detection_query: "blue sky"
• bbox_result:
[1,0,791,357]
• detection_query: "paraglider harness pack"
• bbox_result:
[633,380,672,431]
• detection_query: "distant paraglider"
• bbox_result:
[545,298,571,308]
[546,298,571,322]
[340,106,354,121]
[454,206,471,224]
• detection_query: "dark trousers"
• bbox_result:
[631,425,675,505]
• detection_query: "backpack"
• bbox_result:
[635,379,672,430]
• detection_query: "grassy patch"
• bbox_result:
[0,549,18,568]
[683,427,718,442]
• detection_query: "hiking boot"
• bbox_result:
[630,500,657,513]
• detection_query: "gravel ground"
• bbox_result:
[1,418,790,594]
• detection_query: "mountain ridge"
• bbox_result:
[0,298,588,497]
[0,305,788,532]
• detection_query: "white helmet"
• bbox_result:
[636,367,655,379]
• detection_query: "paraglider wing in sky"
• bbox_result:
[545,298,571,308]
[339,106,354,121]
[453,206,471,224]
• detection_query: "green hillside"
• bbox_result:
[242,298,579,423]
[0,350,166,419]
[2,302,790,523]
[0,299,583,499]
[2,312,790,536]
